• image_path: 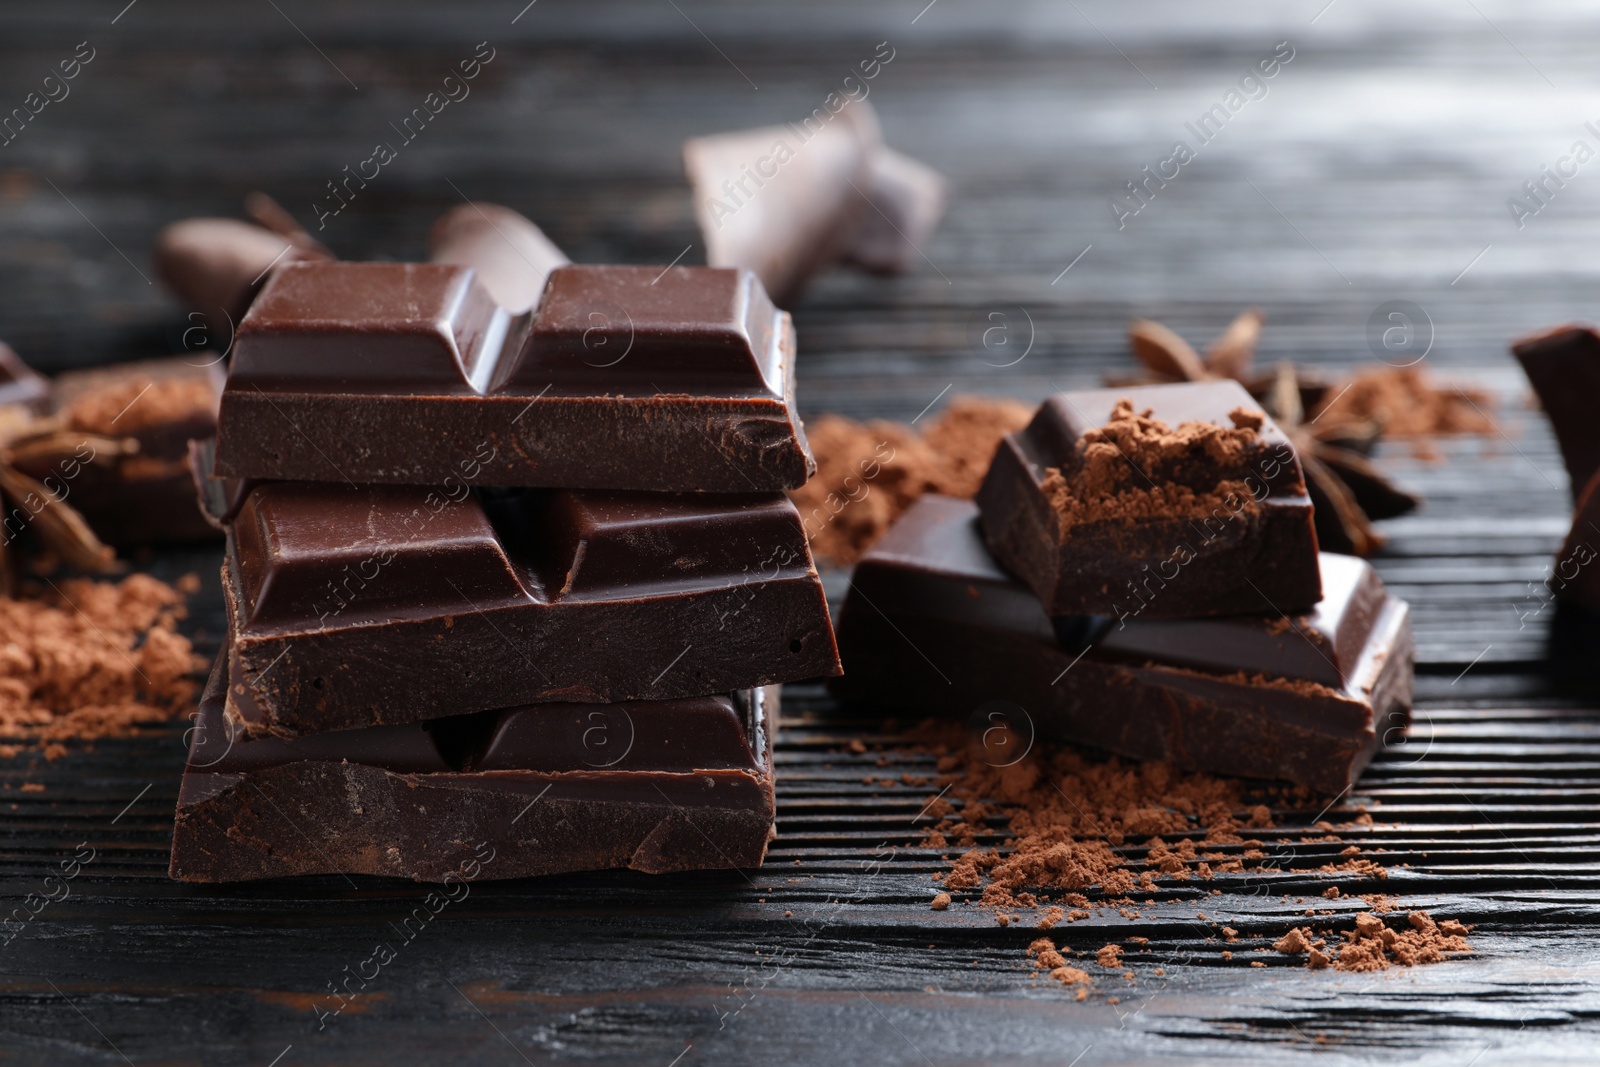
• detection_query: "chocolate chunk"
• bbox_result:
[1513,324,1600,498]
[833,496,1412,793]
[170,656,776,882]
[9,357,224,545]
[684,99,878,306]
[153,216,330,345]
[428,202,568,315]
[213,473,838,737]
[841,146,949,276]
[213,261,812,491]
[976,381,1321,619]
[1550,474,1600,612]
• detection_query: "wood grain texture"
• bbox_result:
[3,1,1600,1062]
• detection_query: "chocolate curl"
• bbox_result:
[428,203,569,315]
[685,98,881,307]
[153,195,332,347]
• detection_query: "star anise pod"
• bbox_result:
[0,410,133,595]
[1113,307,1338,418]
[1262,362,1419,556]
[1112,311,1421,555]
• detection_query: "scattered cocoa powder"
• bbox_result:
[789,396,1033,564]
[0,574,205,758]
[1095,943,1123,969]
[1313,366,1496,458]
[1036,906,1064,929]
[929,892,950,911]
[1042,401,1271,530]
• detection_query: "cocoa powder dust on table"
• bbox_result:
[788,396,1033,565]
[893,721,1471,992]
[0,573,205,759]
[1314,366,1496,455]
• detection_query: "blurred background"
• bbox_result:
[2,0,1596,418]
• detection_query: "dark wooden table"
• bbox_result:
[3,2,1600,1062]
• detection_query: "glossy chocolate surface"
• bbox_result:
[976,380,1322,618]
[834,496,1413,793]
[172,657,776,882]
[216,475,839,737]
[214,262,812,491]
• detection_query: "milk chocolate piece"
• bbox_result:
[217,477,838,737]
[1513,324,1600,498]
[170,656,777,882]
[834,496,1412,794]
[976,381,1322,619]
[428,202,568,315]
[213,262,812,491]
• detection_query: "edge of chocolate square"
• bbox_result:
[1512,323,1600,499]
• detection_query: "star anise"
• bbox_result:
[1114,310,1419,556]
[0,409,133,595]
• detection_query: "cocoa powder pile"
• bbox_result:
[892,721,1471,992]
[1314,366,1495,442]
[790,396,1032,564]
[0,573,205,759]
[1042,401,1267,529]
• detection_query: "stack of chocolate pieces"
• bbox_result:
[170,250,841,882]
[834,381,1415,794]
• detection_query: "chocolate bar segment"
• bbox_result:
[1513,324,1600,499]
[218,478,839,737]
[428,202,568,316]
[834,496,1411,794]
[214,262,812,491]
[171,657,777,882]
[976,381,1321,619]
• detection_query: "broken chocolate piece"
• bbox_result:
[833,495,1413,793]
[684,99,878,306]
[213,261,813,491]
[841,146,949,275]
[170,655,777,882]
[975,381,1322,619]
[214,473,839,737]
[1513,324,1600,498]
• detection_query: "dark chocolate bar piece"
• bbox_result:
[1512,324,1600,499]
[212,261,813,491]
[1550,472,1600,612]
[834,496,1412,794]
[976,381,1322,619]
[10,357,224,545]
[219,477,839,737]
[170,656,776,882]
